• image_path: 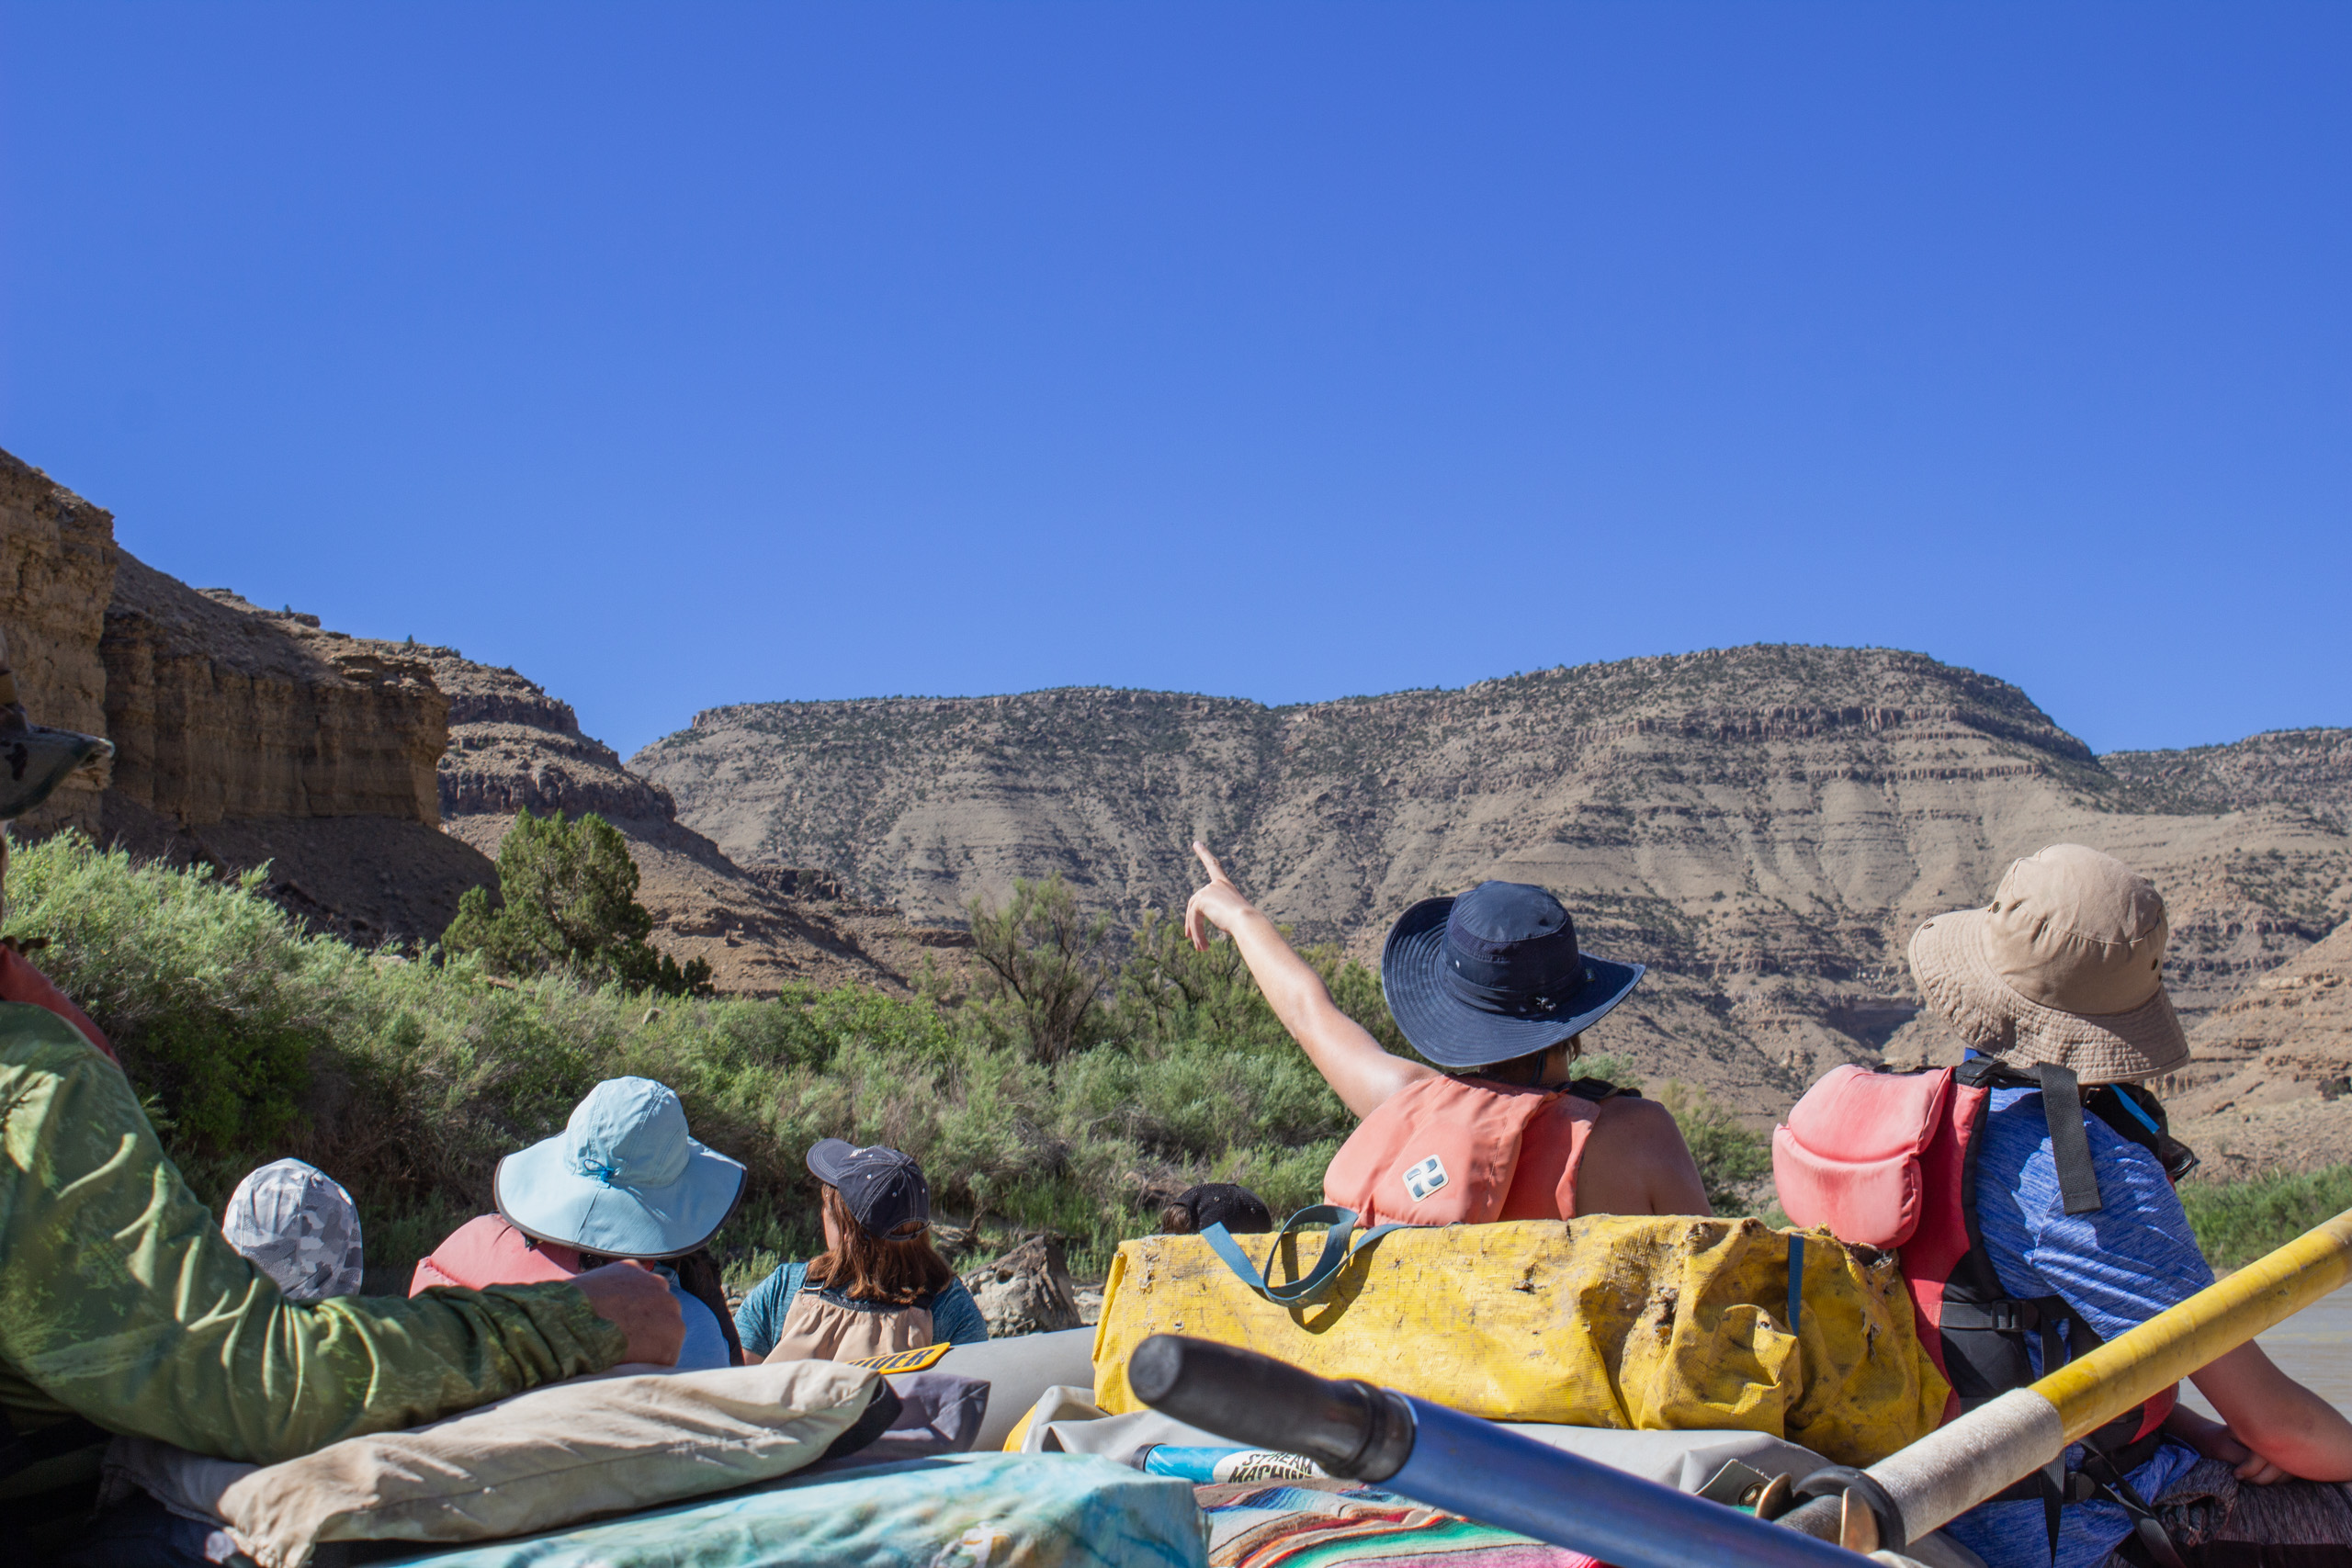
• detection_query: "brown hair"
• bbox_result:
[804,1184,956,1305]
[1462,1035,1581,1086]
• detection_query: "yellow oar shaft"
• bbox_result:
[2033,1206,2352,1440]
[1788,1204,2352,1547]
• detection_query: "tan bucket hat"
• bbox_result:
[1908,843,2189,1084]
[0,626,112,821]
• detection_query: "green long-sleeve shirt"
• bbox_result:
[0,1002,628,1465]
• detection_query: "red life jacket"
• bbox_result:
[0,942,116,1064]
[409,1214,583,1295]
[1774,1057,2196,1465]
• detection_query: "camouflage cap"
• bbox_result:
[223,1158,367,1302]
[0,626,111,819]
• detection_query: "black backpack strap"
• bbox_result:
[2075,1441,2191,1568]
[2037,1064,2105,1216]
[2085,1083,2201,1184]
[1566,1077,1639,1102]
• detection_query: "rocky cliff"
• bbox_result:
[93,573,496,946]
[2106,728,2352,837]
[102,563,447,827]
[637,648,2352,1114]
[0,446,492,942]
[2164,920,2352,1177]
[0,451,119,835]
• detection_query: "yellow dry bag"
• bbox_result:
[1091,1213,1947,1468]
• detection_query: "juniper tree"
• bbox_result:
[444,808,712,998]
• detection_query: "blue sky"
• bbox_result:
[3,5,2345,759]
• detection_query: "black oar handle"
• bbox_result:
[1127,1334,1418,1482]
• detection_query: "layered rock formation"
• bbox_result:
[2107,728,2352,834]
[0,451,119,835]
[429,652,964,995]
[2,446,492,942]
[92,574,497,945]
[638,649,2352,1114]
[103,565,447,827]
[2167,921,2352,1175]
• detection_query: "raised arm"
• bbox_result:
[1184,842,1433,1118]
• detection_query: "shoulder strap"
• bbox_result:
[1199,1205,1409,1308]
[1566,1077,1639,1102]
[2037,1063,2105,1216]
[2085,1083,2200,1184]
[1954,1058,2106,1215]
[1957,1055,2032,1090]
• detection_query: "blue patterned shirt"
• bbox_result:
[1941,1080,2211,1568]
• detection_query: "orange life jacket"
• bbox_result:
[1322,1074,1633,1226]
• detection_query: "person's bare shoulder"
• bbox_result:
[1578,1094,1711,1216]
[1590,1093,1682,1154]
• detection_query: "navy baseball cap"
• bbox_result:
[807,1139,932,1237]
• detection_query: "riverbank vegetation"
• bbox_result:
[13,828,2321,1292]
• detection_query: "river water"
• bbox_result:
[2174,1283,2352,1420]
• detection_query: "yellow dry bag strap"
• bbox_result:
[1201,1204,1411,1307]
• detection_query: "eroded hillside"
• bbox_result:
[429,651,967,995]
[638,648,2352,1114]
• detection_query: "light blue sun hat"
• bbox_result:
[495,1077,745,1259]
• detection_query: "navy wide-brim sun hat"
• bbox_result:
[497,1077,746,1260]
[1381,881,1645,1070]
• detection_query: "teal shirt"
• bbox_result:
[735,1260,989,1359]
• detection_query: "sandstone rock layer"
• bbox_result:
[0,450,119,834]
[638,649,2352,1113]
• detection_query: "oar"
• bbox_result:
[1775,1204,2352,1551]
[1127,1334,1880,1568]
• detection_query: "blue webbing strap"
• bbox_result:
[1200,1205,1411,1307]
[1785,1234,1804,1340]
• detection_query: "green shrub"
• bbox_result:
[3,831,1789,1289]
[2181,1167,2352,1272]
[6,844,320,1148]
[965,874,1114,1065]
[1655,1080,1774,1215]
[4,833,1400,1282]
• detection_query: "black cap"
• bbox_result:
[1170,1183,1273,1235]
[807,1139,932,1237]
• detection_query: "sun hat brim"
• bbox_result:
[0,727,111,820]
[495,1136,746,1260]
[1908,908,2189,1085]
[1380,895,1645,1070]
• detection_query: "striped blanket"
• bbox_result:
[1196,1479,1606,1568]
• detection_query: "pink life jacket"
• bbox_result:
[0,942,116,1064]
[1773,1060,2192,1457]
[410,1214,583,1295]
[1323,1074,1631,1226]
